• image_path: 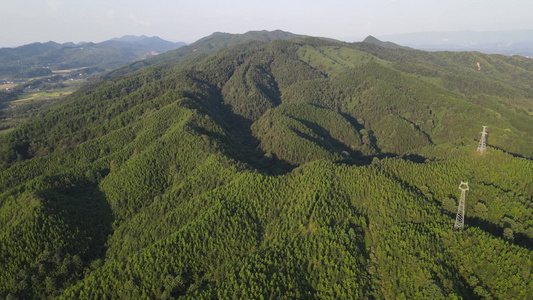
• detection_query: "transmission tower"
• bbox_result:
[477,126,488,154]
[454,181,469,230]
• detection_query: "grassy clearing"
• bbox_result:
[0,83,18,90]
[0,115,28,135]
[14,91,72,102]
[0,123,19,135]
[52,67,88,74]
[297,45,388,76]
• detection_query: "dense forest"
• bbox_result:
[0,31,532,299]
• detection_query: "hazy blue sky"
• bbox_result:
[1,0,532,47]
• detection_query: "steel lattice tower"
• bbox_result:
[477,126,488,154]
[454,182,469,230]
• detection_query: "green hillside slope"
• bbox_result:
[0,33,532,299]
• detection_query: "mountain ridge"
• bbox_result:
[98,29,307,79]
[0,35,187,78]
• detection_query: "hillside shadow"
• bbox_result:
[186,79,434,175]
[192,89,295,175]
[485,144,533,161]
[339,112,365,131]
[402,154,427,163]
[441,199,532,251]
[41,181,114,260]
[222,112,297,175]
[439,258,480,299]
[338,152,427,167]
[399,116,434,145]
[465,216,533,251]
[292,117,362,157]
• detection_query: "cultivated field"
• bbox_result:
[0,83,18,90]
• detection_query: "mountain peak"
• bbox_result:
[363,35,381,43]
[362,35,407,49]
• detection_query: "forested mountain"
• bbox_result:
[362,35,408,50]
[0,32,532,299]
[100,30,305,79]
[0,36,185,78]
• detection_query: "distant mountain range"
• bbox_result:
[0,36,186,78]
[378,30,533,56]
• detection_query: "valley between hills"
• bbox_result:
[0,30,532,299]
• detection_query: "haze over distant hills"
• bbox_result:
[0,35,186,78]
[378,30,533,56]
